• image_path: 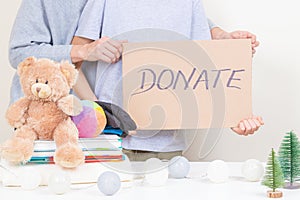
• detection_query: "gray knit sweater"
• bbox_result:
[8,0,87,103]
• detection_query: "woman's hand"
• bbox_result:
[82,36,127,63]
[71,36,127,64]
[231,116,264,136]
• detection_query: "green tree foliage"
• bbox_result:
[262,148,285,192]
[278,131,300,186]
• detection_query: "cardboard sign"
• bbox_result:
[122,39,252,130]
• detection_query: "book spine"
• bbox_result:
[29,155,125,164]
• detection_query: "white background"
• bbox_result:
[0,0,299,162]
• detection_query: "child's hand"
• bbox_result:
[227,31,259,55]
[83,36,128,63]
[211,28,259,55]
[231,116,264,136]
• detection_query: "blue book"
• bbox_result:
[102,126,124,136]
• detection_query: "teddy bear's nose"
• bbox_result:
[36,87,41,93]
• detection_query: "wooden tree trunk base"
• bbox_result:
[267,190,283,198]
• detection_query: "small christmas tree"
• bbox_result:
[278,130,300,189]
[261,148,285,198]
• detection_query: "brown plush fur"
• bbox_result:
[1,57,84,168]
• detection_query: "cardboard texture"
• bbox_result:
[122,39,252,130]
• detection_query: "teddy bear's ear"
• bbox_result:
[60,61,78,87]
[17,56,36,76]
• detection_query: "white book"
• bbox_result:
[31,150,124,157]
[0,160,133,187]
[80,134,121,140]
[34,138,122,151]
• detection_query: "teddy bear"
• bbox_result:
[1,57,85,168]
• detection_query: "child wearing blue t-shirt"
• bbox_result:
[71,0,263,161]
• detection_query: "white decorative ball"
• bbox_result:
[19,167,42,190]
[97,171,121,196]
[102,156,134,188]
[241,159,264,182]
[48,171,71,195]
[144,158,168,186]
[145,158,164,173]
[168,156,190,179]
[207,160,229,183]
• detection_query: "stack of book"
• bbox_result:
[0,128,134,186]
[30,133,124,164]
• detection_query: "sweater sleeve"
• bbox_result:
[8,0,73,69]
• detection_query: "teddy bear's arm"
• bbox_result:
[5,97,31,128]
[57,95,83,116]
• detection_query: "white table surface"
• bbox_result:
[0,162,299,200]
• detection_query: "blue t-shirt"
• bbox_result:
[75,0,211,152]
